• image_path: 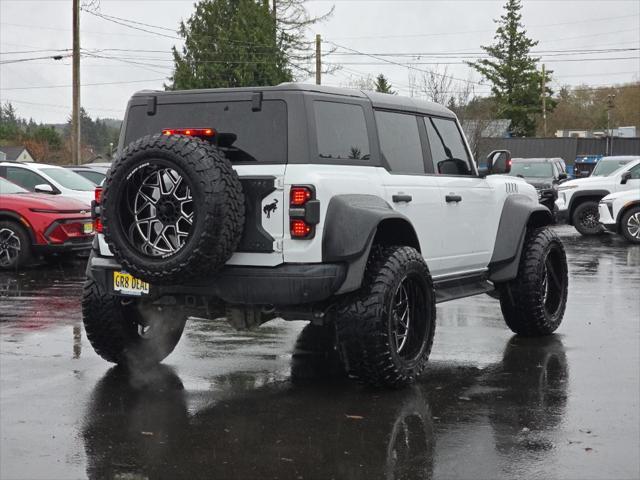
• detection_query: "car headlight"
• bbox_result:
[558,185,578,192]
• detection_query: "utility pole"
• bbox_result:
[72,0,81,165]
[315,34,321,85]
[541,64,547,137]
[606,94,616,156]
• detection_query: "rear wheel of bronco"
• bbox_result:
[572,201,603,235]
[82,279,187,367]
[498,228,568,337]
[336,246,436,388]
[620,206,640,244]
[101,134,245,285]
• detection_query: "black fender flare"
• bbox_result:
[488,195,553,283]
[322,194,419,294]
[0,209,36,244]
[567,189,611,224]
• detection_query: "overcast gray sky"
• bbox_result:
[1,0,639,123]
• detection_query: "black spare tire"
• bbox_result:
[102,134,245,284]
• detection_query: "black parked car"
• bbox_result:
[509,158,568,215]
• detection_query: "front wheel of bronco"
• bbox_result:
[82,279,187,367]
[336,246,436,388]
[498,228,568,337]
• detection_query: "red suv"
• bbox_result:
[0,177,94,269]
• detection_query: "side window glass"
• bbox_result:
[375,111,424,174]
[424,117,472,175]
[6,167,48,191]
[314,101,370,160]
[629,164,640,179]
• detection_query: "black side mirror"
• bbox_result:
[485,150,512,175]
[621,171,632,185]
[558,172,568,181]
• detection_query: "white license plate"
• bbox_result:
[113,271,149,296]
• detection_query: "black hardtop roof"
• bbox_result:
[131,83,456,118]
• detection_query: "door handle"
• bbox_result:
[392,194,412,203]
[445,194,462,203]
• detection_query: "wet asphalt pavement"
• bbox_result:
[1,225,639,480]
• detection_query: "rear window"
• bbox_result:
[124,100,287,163]
[314,101,370,161]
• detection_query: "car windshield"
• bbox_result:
[592,159,632,177]
[40,168,95,191]
[509,162,553,178]
[0,177,29,194]
[607,162,639,178]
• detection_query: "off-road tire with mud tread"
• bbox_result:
[101,134,245,285]
[498,228,568,337]
[335,245,436,389]
[82,278,186,367]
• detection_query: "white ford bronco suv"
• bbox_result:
[83,84,569,388]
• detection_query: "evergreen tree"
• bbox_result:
[469,0,553,136]
[169,0,292,90]
[0,102,21,142]
[374,74,396,95]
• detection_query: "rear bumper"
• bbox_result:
[88,255,346,306]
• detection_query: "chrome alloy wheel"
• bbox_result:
[128,168,194,257]
[0,228,21,267]
[392,280,411,354]
[540,248,564,317]
[626,212,640,240]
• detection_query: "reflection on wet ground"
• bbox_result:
[1,226,639,480]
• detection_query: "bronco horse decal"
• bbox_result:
[263,198,278,219]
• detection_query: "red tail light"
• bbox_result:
[162,128,216,138]
[93,186,103,233]
[290,186,313,206]
[290,219,312,238]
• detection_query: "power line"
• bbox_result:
[0,48,72,55]
[0,78,167,91]
[80,9,180,39]
[0,53,73,65]
[81,9,178,32]
[3,98,123,113]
